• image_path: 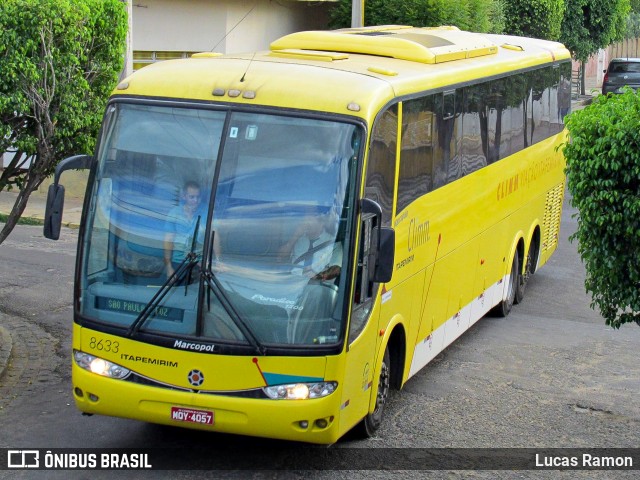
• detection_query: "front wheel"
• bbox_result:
[355,347,391,438]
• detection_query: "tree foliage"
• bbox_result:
[560,0,630,63]
[329,0,505,33]
[563,91,640,328]
[625,11,640,39]
[0,0,127,244]
[502,0,565,40]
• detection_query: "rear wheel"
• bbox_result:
[491,253,518,317]
[515,247,530,304]
[516,240,539,304]
[356,347,391,438]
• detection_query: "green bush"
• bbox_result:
[503,0,564,40]
[563,90,640,328]
[328,0,504,33]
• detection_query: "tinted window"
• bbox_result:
[398,96,434,212]
[461,83,487,175]
[610,62,640,73]
[366,105,398,226]
[392,62,570,209]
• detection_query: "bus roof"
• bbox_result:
[114,26,571,121]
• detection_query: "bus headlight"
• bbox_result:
[263,381,337,400]
[74,350,130,379]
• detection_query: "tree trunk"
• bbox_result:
[0,174,42,245]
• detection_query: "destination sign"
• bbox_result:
[96,297,183,321]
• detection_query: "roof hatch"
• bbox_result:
[270,26,498,64]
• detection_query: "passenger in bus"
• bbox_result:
[163,180,208,281]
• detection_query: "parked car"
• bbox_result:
[602,58,640,94]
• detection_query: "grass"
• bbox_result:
[0,213,43,226]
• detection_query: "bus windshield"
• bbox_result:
[80,102,360,350]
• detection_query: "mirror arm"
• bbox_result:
[53,155,94,186]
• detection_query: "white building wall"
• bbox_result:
[132,0,331,54]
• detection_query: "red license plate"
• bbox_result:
[171,406,214,425]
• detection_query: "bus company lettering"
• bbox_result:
[521,155,563,188]
[173,340,216,352]
[396,254,414,271]
[394,209,408,227]
[497,173,520,201]
[408,217,430,252]
[120,353,178,367]
[498,156,563,201]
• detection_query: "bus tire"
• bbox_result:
[516,239,538,305]
[491,253,518,317]
[515,249,529,304]
[356,347,391,438]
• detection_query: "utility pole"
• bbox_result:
[121,0,134,80]
[351,0,364,28]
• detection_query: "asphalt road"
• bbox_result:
[0,192,638,479]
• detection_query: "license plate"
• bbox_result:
[171,407,214,425]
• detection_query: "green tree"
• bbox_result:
[0,0,127,244]
[329,0,505,33]
[503,0,565,40]
[560,0,630,93]
[563,91,640,328]
[560,0,630,63]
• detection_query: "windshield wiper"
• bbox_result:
[127,216,201,338]
[202,231,266,355]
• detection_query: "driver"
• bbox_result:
[279,206,343,344]
[279,206,342,281]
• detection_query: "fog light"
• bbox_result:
[315,418,328,429]
[74,387,83,397]
[298,420,309,429]
[88,393,99,402]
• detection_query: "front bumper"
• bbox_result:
[72,364,343,444]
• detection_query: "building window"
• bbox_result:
[133,51,199,71]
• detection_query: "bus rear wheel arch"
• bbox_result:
[491,249,520,317]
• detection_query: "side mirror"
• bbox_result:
[372,226,395,283]
[44,184,65,240]
[360,198,395,284]
[43,154,94,240]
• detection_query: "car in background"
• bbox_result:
[602,58,640,95]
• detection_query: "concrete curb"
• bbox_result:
[0,321,13,382]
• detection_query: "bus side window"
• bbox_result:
[364,105,397,227]
[349,213,376,343]
[461,83,487,175]
[398,96,434,213]
[350,105,397,343]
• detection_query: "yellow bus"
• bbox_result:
[45,26,570,444]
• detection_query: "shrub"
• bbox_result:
[563,90,640,328]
